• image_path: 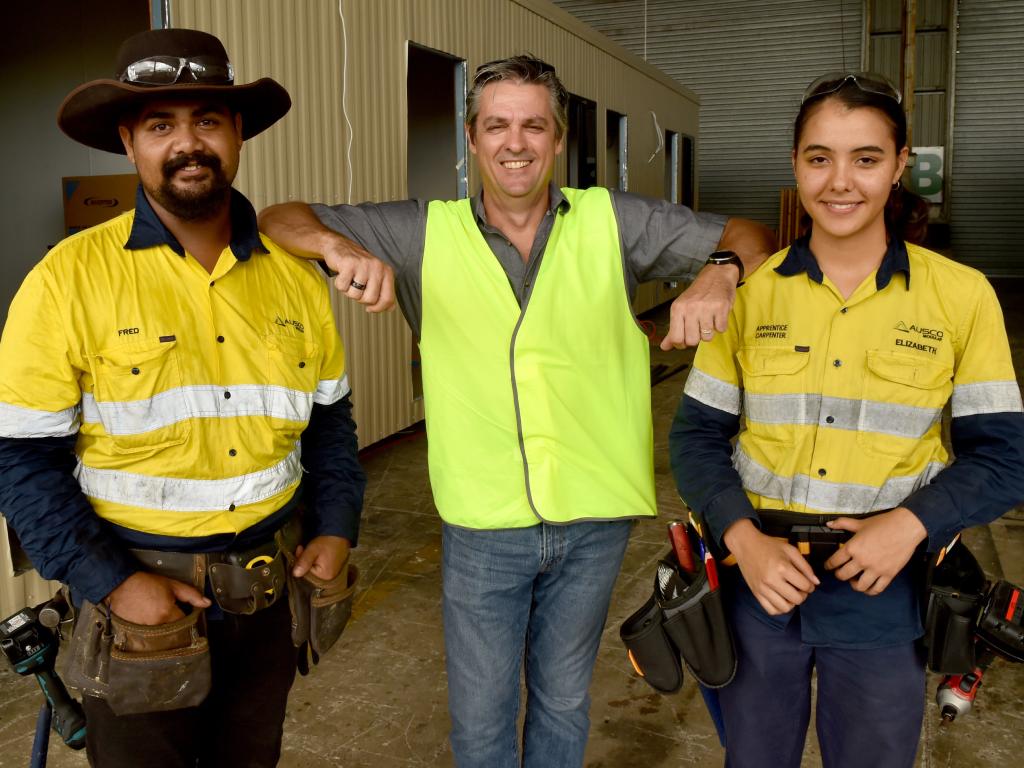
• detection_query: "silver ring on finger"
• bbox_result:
[700,328,713,337]
[350,279,367,291]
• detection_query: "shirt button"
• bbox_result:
[840,307,848,314]
[209,281,215,287]
[833,359,842,367]
[131,367,140,375]
[826,415,835,424]
[818,468,827,477]
[217,335,225,343]
[298,361,306,368]
[229,448,237,457]
[229,503,236,511]
[223,391,231,399]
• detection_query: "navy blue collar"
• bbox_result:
[471,182,570,227]
[775,233,911,290]
[124,184,269,262]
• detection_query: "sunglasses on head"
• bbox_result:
[802,71,902,105]
[119,55,235,86]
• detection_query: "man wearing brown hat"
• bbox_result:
[0,28,364,767]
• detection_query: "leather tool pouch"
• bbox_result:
[286,551,359,673]
[64,599,114,701]
[208,549,287,615]
[619,592,683,693]
[106,606,210,715]
[922,540,988,673]
[64,598,211,715]
[659,549,737,689]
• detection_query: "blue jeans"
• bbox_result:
[442,520,633,768]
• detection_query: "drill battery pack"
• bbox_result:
[977,580,1024,663]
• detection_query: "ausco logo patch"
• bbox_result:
[755,323,788,339]
[893,321,944,355]
[275,315,305,333]
[894,321,944,341]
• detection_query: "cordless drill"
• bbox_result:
[0,596,87,750]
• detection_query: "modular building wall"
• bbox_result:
[170,0,706,447]
[1,0,705,616]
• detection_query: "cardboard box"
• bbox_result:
[62,174,139,236]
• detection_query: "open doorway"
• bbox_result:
[681,134,695,209]
[407,43,468,201]
[406,43,468,399]
[664,130,680,203]
[567,93,598,188]
[606,110,628,191]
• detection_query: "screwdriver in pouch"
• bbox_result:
[667,521,696,574]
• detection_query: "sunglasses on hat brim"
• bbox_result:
[119,55,235,86]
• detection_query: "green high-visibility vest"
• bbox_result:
[420,187,656,528]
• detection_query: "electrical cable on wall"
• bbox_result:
[337,0,354,204]
[646,111,663,163]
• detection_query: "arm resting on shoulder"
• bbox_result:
[259,202,395,312]
[661,217,776,350]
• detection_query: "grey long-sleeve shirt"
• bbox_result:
[313,184,727,337]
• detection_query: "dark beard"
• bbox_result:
[150,152,232,221]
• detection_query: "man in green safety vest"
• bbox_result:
[260,55,774,768]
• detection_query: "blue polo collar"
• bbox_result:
[775,233,911,290]
[124,184,269,262]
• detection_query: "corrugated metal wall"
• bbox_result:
[553,0,864,228]
[171,0,704,445]
[950,1,1024,275]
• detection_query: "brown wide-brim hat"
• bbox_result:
[57,27,291,155]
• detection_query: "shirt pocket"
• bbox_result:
[857,350,952,459]
[736,346,811,446]
[91,338,191,454]
[263,333,322,404]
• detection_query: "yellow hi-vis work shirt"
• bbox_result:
[685,238,1022,523]
[0,198,347,540]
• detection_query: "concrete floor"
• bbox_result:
[3,281,1024,767]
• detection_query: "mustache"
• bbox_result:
[162,152,222,177]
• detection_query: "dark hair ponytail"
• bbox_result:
[794,79,929,245]
[885,183,929,245]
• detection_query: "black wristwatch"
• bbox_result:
[705,250,744,283]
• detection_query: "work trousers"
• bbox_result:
[442,520,633,768]
[83,597,298,768]
[717,597,925,768]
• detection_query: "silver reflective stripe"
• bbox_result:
[685,369,741,415]
[75,447,302,512]
[734,446,945,513]
[81,385,317,436]
[314,373,350,405]
[744,393,941,439]
[952,381,1024,417]
[0,401,80,438]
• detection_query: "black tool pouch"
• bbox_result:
[922,540,988,673]
[619,592,684,693]
[659,552,737,689]
[286,552,359,674]
[105,606,211,715]
[208,555,287,615]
